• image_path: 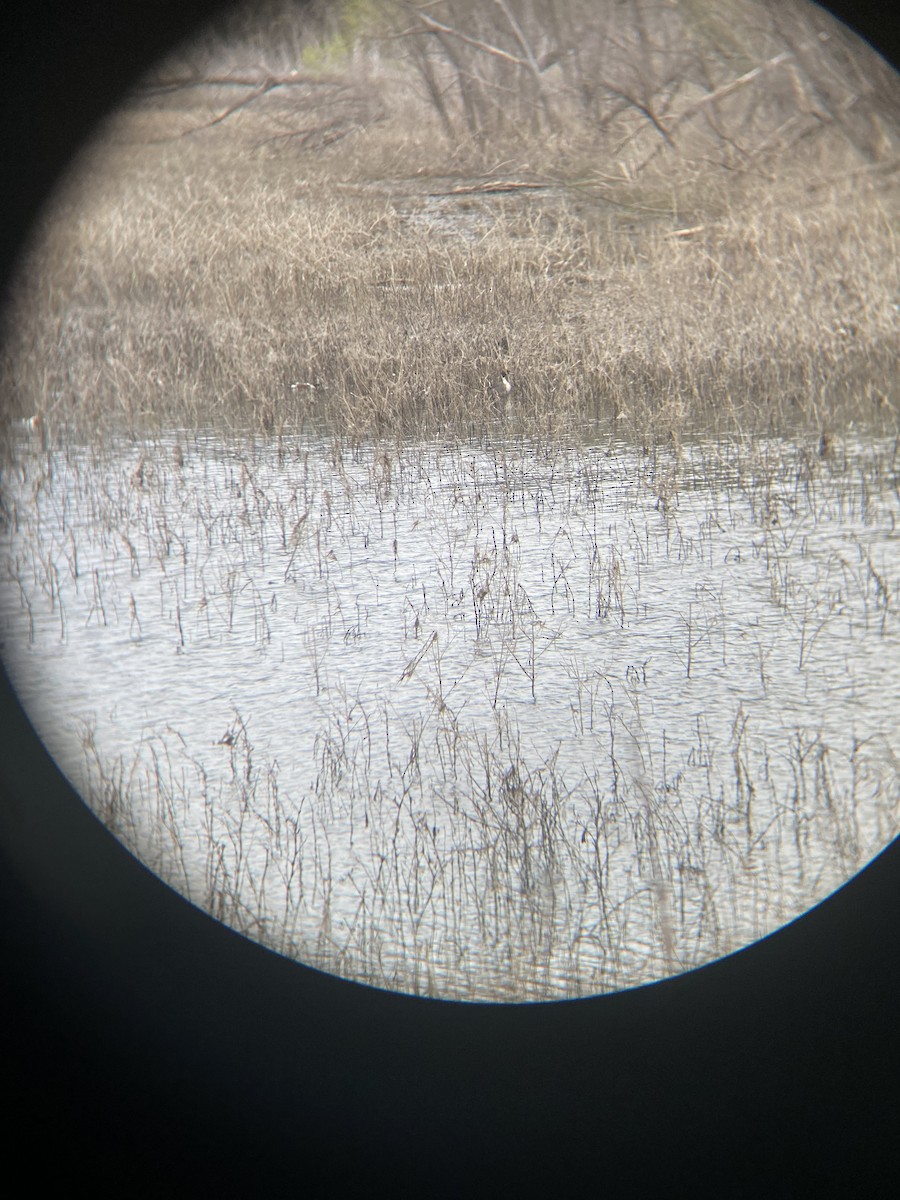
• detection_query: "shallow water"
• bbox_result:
[1,425,898,1000]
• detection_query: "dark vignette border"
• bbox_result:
[1,2,898,1193]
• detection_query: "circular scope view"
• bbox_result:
[1,0,898,1001]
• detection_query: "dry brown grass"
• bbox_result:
[1,79,898,446]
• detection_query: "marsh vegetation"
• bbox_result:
[1,0,898,999]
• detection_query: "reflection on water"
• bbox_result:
[1,425,898,1000]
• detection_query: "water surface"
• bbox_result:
[2,426,897,999]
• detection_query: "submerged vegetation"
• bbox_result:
[0,0,898,1000]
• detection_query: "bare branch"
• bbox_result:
[171,80,278,137]
[669,51,794,133]
[414,10,528,69]
[493,0,542,77]
[492,0,556,127]
[141,70,344,95]
[601,84,675,146]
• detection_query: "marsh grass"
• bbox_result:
[2,69,898,447]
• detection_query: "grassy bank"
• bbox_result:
[1,46,898,448]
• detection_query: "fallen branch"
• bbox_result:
[432,179,550,196]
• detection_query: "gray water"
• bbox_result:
[1,425,898,1000]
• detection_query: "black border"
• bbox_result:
[2,2,899,1192]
